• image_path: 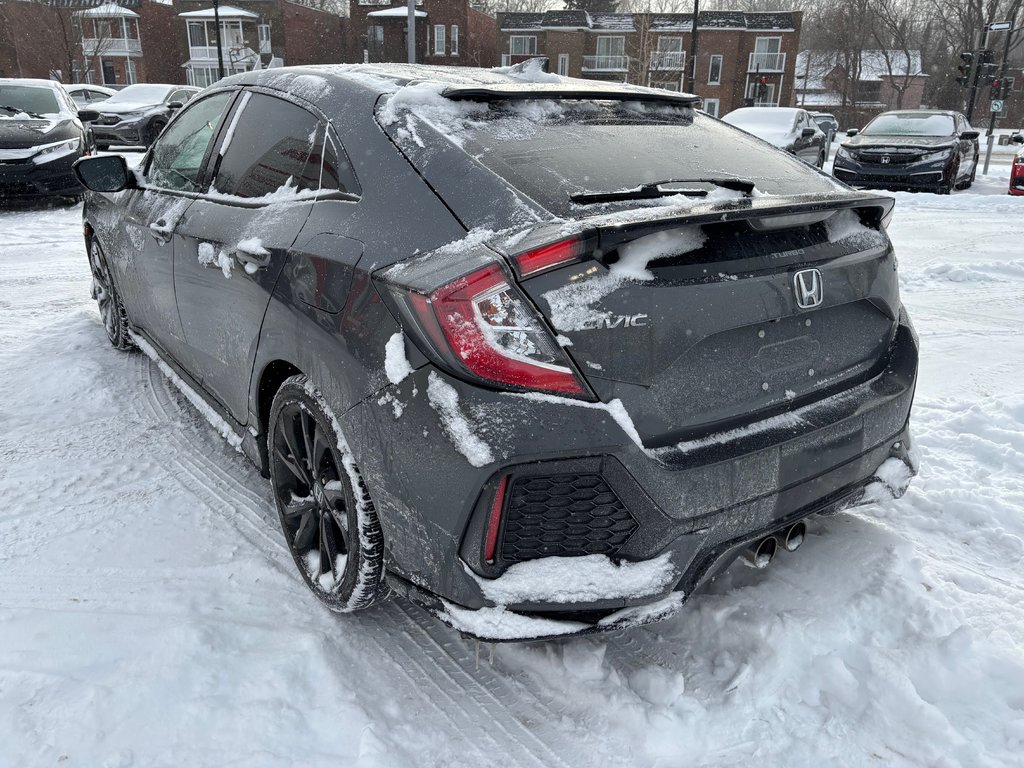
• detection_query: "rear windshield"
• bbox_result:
[383,98,839,218]
[862,113,955,137]
[0,84,61,116]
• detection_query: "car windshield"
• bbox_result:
[0,84,61,116]
[725,110,796,130]
[393,99,838,218]
[862,113,955,137]
[105,85,173,104]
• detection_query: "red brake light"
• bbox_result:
[513,237,586,278]
[404,262,589,397]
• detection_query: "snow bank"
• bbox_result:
[469,552,677,605]
[426,372,494,466]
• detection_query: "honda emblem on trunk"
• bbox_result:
[793,269,823,309]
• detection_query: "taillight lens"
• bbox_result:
[512,237,587,278]
[400,262,591,398]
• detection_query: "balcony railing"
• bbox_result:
[650,51,685,70]
[81,38,142,56]
[582,55,629,72]
[748,52,786,72]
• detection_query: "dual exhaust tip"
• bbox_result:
[741,521,807,569]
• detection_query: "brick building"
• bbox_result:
[496,9,802,117]
[347,0,496,68]
[172,0,346,87]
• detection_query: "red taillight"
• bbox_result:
[513,237,586,278]
[406,262,589,397]
[483,475,509,563]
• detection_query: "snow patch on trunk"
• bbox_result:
[469,552,677,605]
[427,372,494,467]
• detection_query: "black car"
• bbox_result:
[833,109,979,194]
[0,78,90,200]
[810,111,839,146]
[88,83,199,150]
[74,65,919,641]
[721,107,829,168]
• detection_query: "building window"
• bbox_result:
[434,25,445,55]
[125,59,137,85]
[369,25,384,46]
[702,97,719,117]
[751,36,783,71]
[188,21,206,47]
[558,53,569,76]
[258,23,271,54]
[451,25,458,56]
[708,55,722,84]
[747,80,775,106]
[509,35,537,56]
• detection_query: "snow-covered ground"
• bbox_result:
[1,167,1023,767]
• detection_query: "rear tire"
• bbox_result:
[268,375,388,613]
[88,239,135,351]
[145,119,166,147]
[817,148,826,168]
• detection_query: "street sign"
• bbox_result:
[988,21,1013,31]
[992,99,1005,113]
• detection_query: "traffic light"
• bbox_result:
[757,76,768,98]
[979,49,995,65]
[1001,78,1014,99]
[980,62,999,85]
[990,78,1003,99]
[956,51,973,86]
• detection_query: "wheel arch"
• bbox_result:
[252,358,304,476]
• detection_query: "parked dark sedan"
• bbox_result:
[833,110,979,194]
[0,78,89,200]
[74,65,918,641]
[88,83,199,150]
[722,107,828,167]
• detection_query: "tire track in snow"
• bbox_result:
[124,352,608,768]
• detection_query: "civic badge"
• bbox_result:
[793,268,823,309]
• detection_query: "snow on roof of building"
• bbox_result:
[501,10,798,32]
[795,49,926,89]
[367,7,426,17]
[178,5,259,19]
[76,3,138,17]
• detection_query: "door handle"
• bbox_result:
[149,218,171,245]
[234,243,271,270]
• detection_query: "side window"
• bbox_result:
[169,89,192,105]
[214,93,326,198]
[320,128,361,197]
[147,91,233,193]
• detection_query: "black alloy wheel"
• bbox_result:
[939,159,960,195]
[269,376,387,612]
[145,118,167,147]
[88,240,135,350]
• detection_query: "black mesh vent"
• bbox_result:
[500,474,638,563]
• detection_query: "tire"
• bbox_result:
[145,119,166,147]
[268,375,388,613]
[817,148,826,168]
[88,239,135,351]
[938,160,959,195]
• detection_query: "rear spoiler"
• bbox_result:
[443,83,701,108]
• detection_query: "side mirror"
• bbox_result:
[167,101,183,111]
[801,127,817,138]
[78,109,99,123]
[960,130,980,140]
[846,128,859,137]
[1011,133,1024,144]
[74,155,135,193]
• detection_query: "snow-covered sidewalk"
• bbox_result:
[1,180,1023,767]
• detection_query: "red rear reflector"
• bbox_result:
[484,475,509,563]
[514,237,584,278]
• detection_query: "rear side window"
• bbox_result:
[214,93,359,199]
[147,91,233,193]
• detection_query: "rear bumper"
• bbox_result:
[0,152,82,198]
[342,309,919,640]
[1010,166,1024,196]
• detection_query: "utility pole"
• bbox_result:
[687,0,699,93]
[213,0,226,81]
[407,0,416,64]
[983,18,1018,175]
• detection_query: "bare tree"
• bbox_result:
[474,0,559,15]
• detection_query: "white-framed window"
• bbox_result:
[702,97,720,117]
[125,59,137,85]
[451,25,459,56]
[708,55,722,84]
[754,36,782,55]
[434,25,445,55]
[596,35,625,57]
[558,53,569,76]
[509,35,536,56]
[369,25,383,46]
[258,23,271,54]
[651,81,681,92]
[747,80,775,106]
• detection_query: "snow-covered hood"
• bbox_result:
[98,101,164,115]
[0,118,77,149]
[843,133,957,153]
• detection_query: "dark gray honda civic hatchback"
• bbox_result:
[75,64,919,641]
